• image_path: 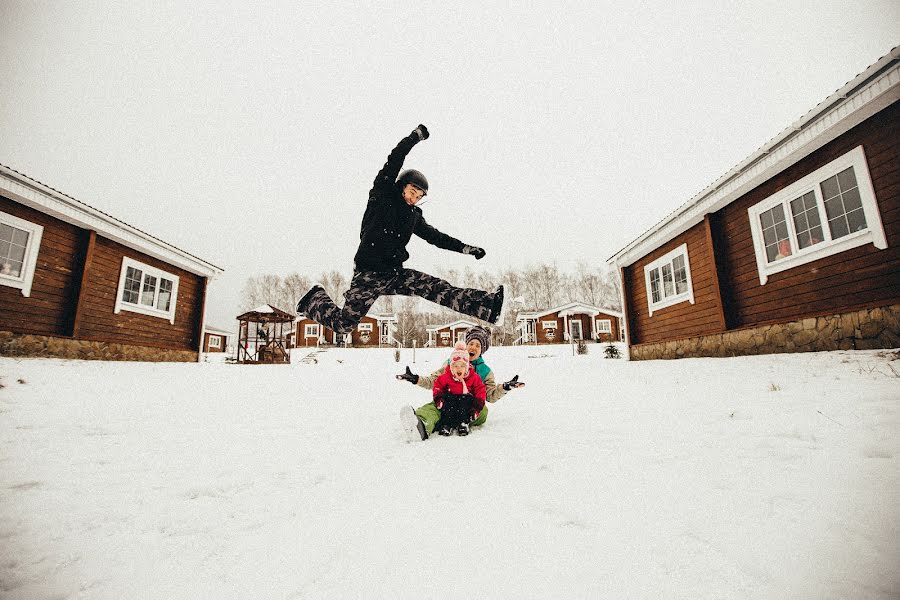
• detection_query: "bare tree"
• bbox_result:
[571,262,606,306]
[393,296,422,346]
[281,272,311,313]
[524,263,563,308]
[320,270,348,307]
[601,266,622,310]
[239,274,284,312]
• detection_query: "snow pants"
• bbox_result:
[415,402,488,435]
[303,268,496,335]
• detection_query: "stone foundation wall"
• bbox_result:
[0,331,198,362]
[630,304,900,361]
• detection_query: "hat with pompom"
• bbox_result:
[449,340,470,368]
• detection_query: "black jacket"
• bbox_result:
[353,133,467,273]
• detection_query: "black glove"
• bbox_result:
[502,375,524,391]
[463,245,486,260]
[396,366,419,384]
[413,124,429,140]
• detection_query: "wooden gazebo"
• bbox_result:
[235,304,295,364]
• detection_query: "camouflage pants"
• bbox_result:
[303,269,495,335]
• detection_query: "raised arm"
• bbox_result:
[370,125,429,197]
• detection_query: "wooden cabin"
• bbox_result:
[608,48,900,360]
[202,326,232,353]
[515,303,623,344]
[295,312,398,348]
[0,164,222,361]
[425,319,479,347]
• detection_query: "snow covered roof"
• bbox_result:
[426,319,479,332]
[608,46,900,269]
[203,325,234,337]
[517,302,623,321]
[0,163,223,278]
[367,312,398,322]
[236,304,295,322]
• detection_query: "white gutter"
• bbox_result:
[0,164,223,278]
[608,47,900,269]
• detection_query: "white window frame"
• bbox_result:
[0,210,44,297]
[748,146,887,285]
[304,324,320,337]
[440,332,451,339]
[596,319,612,334]
[456,330,466,343]
[115,257,179,324]
[357,322,373,332]
[541,320,557,330]
[643,243,694,316]
[208,335,222,349]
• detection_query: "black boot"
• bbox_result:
[457,421,470,436]
[296,284,324,314]
[488,285,505,325]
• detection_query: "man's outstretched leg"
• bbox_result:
[391,269,503,324]
[297,272,386,335]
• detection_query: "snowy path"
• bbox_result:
[1,347,897,599]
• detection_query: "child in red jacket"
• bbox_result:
[431,341,486,436]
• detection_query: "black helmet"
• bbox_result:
[397,169,428,194]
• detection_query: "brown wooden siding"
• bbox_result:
[714,100,900,329]
[75,236,205,351]
[534,313,561,344]
[432,326,457,347]
[594,313,621,341]
[529,312,621,343]
[296,318,335,346]
[349,316,379,346]
[203,332,226,352]
[624,221,725,345]
[0,195,84,336]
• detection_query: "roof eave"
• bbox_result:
[608,47,900,269]
[0,165,224,278]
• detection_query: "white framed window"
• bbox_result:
[440,332,450,339]
[748,146,887,284]
[541,320,557,329]
[208,335,222,349]
[357,322,373,332]
[0,211,44,297]
[643,243,694,316]
[115,257,179,323]
[596,319,612,334]
[456,331,466,343]
[304,324,320,337]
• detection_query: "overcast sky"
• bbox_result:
[1,2,898,328]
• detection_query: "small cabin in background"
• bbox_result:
[202,325,233,353]
[425,319,479,347]
[514,303,623,345]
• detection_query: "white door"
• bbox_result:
[570,320,583,341]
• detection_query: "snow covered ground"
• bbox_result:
[1,344,898,599]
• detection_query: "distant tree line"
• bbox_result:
[239,263,621,346]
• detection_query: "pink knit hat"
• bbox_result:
[449,341,470,370]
